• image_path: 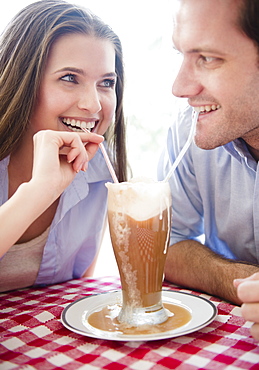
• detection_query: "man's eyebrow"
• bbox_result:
[187,47,226,56]
[172,42,226,56]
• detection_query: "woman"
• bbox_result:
[0,0,127,291]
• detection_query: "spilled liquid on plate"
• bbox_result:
[87,302,192,335]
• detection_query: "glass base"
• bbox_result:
[118,303,169,327]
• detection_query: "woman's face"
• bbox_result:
[30,33,117,136]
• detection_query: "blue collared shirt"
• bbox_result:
[0,147,112,286]
[158,103,259,264]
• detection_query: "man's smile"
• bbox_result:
[193,105,221,114]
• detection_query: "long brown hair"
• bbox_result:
[0,0,127,181]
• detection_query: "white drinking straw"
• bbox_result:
[163,110,199,182]
[82,128,119,183]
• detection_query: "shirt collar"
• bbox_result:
[223,139,257,171]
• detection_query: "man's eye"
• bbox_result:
[61,74,77,83]
[201,56,217,63]
[203,57,216,63]
[199,55,223,69]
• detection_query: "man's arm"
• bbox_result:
[164,240,259,305]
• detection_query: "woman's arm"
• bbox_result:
[0,129,103,257]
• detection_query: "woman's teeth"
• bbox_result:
[194,105,221,113]
[62,118,96,132]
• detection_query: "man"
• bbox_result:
[235,273,259,341]
[158,0,259,340]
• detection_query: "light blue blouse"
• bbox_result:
[0,147,112,286]
[158,103,259,264]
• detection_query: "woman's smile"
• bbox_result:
[61,117,99,132]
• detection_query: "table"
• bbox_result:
[0,277,259,370]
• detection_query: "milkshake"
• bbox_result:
[106,177,172,327]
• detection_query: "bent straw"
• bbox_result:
[82,128,119,183]
[99,142,119,183]
[163,110,199,182]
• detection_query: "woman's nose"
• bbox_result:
[78,86,101,113]
[172,61,202,98]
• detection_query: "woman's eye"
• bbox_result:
[61,74,77,83]
[101,79,116,88]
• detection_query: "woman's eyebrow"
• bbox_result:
[54,67,85,75]
[103,72,117,78]
[54,68,117,78]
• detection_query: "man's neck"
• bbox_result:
[245,142,259,162]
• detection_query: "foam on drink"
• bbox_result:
[107,177,170,221]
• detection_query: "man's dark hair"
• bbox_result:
[239,0,259,50]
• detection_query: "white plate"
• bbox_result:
[61,290,217,341]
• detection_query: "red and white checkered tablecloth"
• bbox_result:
[0,276,259,370]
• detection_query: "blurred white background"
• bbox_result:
[1,1,181,276]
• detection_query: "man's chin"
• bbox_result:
[194,136,228,150]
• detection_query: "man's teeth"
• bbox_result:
[62,118,95,131]
[194,105,221,113]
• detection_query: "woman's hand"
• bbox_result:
[234,273,259,341]
[32,130,103,199]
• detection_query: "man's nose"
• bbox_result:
[172,60,202,98]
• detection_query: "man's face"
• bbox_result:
[172,0,259,151]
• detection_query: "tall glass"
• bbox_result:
[106,178,172,327]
